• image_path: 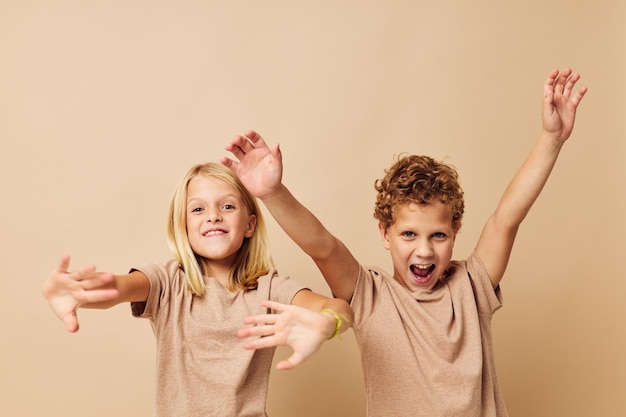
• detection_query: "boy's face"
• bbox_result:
[379,200,456,292]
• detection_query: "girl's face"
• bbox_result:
[379,200,456,292]
[185,175,256,271]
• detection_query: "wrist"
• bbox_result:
[539,130,567,147]
[320,308,342,340]
[261,182,289,198]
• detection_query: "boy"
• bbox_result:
[221,68,586,416]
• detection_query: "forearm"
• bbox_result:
[262,184,360,301]
[475,133,565,287]
[81,271,149,309]
[494,132,564,226]
[261,184,340,260]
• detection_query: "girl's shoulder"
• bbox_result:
[254,268,309,303]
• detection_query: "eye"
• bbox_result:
[222,203,236,210]
[432,232,446,239]
[401,231,416,238]
[190,207,204,213]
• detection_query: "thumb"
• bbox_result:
[64,311,80,333]
[271,142,282,161]
[543,87,554,110]
[542,89,557,126]
[276,352,305,371]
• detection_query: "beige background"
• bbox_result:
[2,1,625,416]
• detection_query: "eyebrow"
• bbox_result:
[186,194,241,205]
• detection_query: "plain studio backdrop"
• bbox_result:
[2,1,624,416]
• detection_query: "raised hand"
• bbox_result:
[237,300,336,370]
[542,68,587,142]
[41,255,119,333]
[220,130,283,199]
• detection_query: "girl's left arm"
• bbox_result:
[291,289,354,338]
[237,290,353,370]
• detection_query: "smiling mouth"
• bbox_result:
[203,229,226,237]
[410,264,435,283]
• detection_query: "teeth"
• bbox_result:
[414,264,431,269]
[204,230,224,236]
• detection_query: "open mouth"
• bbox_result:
[410,264,435,283]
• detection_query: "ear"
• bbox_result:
[244,214,257,238]
[378,222,391,250]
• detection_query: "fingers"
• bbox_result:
[224,136,249,162]
[72,273,119,302]
[220,155,237,171]
[276,352,305,371]
[238,309,279,338]
[66,266,113,296]
[242,130,267,148]
[56,254,71,273]
[44,256,92,298]
[259,299,288,313]
[69,264,97,282]
[544,68,573,96]
[240,334,279,350]
[238,301,287,345]
[561,72,580,98]
[544,68,587,107]
[543,68,560,98]
[224,130,271,160]
[231,131,263,155]
[78,271,115,290]
[553,68,573,96]
[570,86,588,107]
[241,313,277,327]
[49,260,118,302]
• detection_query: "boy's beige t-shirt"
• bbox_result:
[130,260,307,417]
[351,251,508,417]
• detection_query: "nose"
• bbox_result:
[414,238,433,258]
[205,208,222,223]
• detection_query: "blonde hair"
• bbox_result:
[166,162,274,296]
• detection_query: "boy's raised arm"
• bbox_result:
[221,131,360,302]
[475,68,587,288]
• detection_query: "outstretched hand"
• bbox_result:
[237,300,336,370]
[220,130,283,199]
[41,255,119,333]
[542,68,587,142]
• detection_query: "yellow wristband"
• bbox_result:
[321,308,343,340]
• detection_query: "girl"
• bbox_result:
[42,162,353,417]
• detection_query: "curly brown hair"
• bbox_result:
[373,154,464,231]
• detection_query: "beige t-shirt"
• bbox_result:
[351,252,508,417]
[131,260,307,417]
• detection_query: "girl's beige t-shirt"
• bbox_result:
[351,252,508,417]
[131,260,307,417]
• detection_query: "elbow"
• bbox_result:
[489,211,522,236]
[326,298,354,332]
[312,237,347,263]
